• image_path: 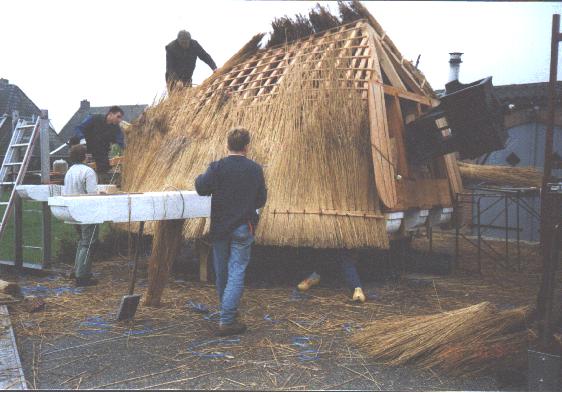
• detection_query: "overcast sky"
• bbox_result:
[1,0,561,131]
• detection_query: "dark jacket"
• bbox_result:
[165,39,217,83]
[195,155,267,240]
[73,114,125,173]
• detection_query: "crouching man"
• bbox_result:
[195,127,267,336]
[64,145,99,287]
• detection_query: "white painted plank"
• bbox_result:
[16,184,118,201]
[48,191,211,224]
[0,305,27,390]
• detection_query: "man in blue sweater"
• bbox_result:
[69,106,125,183]
[195,128,267,336]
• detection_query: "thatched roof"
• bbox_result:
[123,1,461,250]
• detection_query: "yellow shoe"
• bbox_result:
[297,273,320,292]
[352,287,366,303]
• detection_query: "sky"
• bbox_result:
[1,0,561,131]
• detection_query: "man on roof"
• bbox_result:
[68,106,125,184]
[166,30,217,91]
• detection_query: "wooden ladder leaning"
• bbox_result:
[0,118,40,241]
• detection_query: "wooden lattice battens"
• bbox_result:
[192,12,459,211]
[354,3,434,96]
[201,21,369,102]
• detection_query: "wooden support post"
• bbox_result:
[40,110,51,268]
[13,194,22,270]
[197,240,212,282]
[42,202,51,268]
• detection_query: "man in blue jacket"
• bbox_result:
[69,106,125,183]
[195,127,267,336]
[166,30,217,91]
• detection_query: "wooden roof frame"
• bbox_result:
[200,20,436,105]
[197,18,462,211]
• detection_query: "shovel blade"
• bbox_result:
[117,294,141,321]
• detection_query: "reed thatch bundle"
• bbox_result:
[144,220,185,306]
[123,50,388,250]
[458,161,543,188]
[350,302,532,375]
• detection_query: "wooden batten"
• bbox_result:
[386,95,410,179]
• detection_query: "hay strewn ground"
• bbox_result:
[4,232,543,390]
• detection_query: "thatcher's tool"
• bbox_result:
[117,221,145,321]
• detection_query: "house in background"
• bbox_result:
[57,99,147,156]
[0,78,65,170]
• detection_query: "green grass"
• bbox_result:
[0,191,112,265]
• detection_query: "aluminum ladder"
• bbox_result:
[0,118,40,240]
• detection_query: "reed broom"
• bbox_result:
[458,162,543,188]
[350,302,532,375]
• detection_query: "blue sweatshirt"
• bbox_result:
[195,155,267,240]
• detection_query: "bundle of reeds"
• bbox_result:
[144,219,185,307]
[458,161,543,188]
[350,302,532,375]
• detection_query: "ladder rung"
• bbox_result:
[0,202,9,206]
[18,124,36,129]
[4,162,23,166]
[10,143,31,148]
[0,182,15,185]
[23,246,42,250]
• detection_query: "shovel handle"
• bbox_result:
[128,222,145,296]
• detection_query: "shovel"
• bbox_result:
[117,221,145,321]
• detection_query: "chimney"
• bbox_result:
[0,78,9,87]
[448,52,463,82]
[80,99,90,110]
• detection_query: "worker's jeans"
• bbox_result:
[212,224,254,325]
[304,250,362,290]
[338,250,362,290]
[74,224,98,279]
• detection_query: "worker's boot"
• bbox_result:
[75,277,98,287]
[216,321,247,337]
[297,272,321,292]
[352,287,366,303]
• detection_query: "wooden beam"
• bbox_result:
[368,82,398,209]
[378,38,424,95]
[382,84,436,106]
[374,38,406,90]
[386,95,410,178]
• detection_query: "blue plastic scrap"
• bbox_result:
[291,336,320,362]
[263,314,280,324]
[290,289,311,301]
[187,337,240,359]
[291,336,316,348]
[21,285,83,298]
[78,316,111,335]
[186,300,210,314]
[203,311,221,321]
[298,349,320,361]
